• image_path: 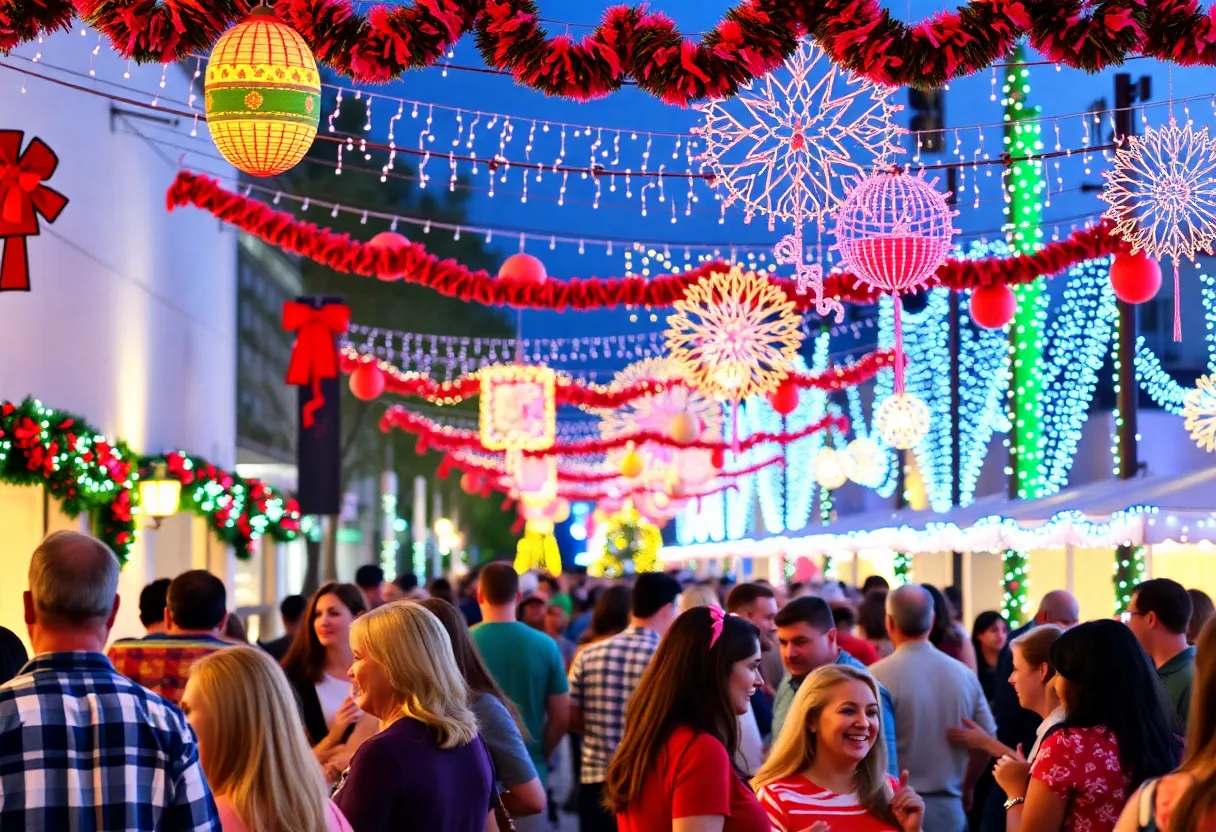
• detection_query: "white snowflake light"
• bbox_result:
[1101,117,1216,340]
[874,392,930,451]
[1183,374,1216,453]
[698,39,904,230]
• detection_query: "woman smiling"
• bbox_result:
[753,665,924,832]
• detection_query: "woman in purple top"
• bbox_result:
[333,602,496,832]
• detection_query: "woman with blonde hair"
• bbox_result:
[680,584,721,612]
[753,665,924,831]
[181,646,353,832]
[332,601,497,832]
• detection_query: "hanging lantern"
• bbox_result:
[348,363,385,401]
[812,448,848,490]
[620,445,645,479]
[669,411,700,444]
[204,9,321,177]
[139,461,182,520]
[834,170,956,392]
[874,392,930,450]
[844,437,885,487]
[515,519,561,576]
[969,283,1017,329]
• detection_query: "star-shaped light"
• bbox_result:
[1184,374,1216,453]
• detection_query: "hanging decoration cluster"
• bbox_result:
[1101,117,1216,340]
[1001,549,1029,625]
[594,505,662,577]
[1183,374,1216,453]
[166,172,1128,311]
[203,9,322,177]
[0,131,68,292]
[514,521,562,576]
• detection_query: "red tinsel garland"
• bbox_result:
[381,405,848,456]
[1,0,1211,96]
[168,171,1125,312]
[439,450,783,487]
[341,345,898,405]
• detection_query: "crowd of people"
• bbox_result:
[0,529,1213,831]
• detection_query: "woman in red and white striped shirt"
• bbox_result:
[752,665,924,832]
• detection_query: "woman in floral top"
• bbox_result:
[995,620,1178,832]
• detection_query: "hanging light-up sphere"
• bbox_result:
[1109,251,1162,304]
[768,377,800,415]
[668,411,700,444]
[460,472,480,494]
[367,231,411,281]
[205,9,320,177]
[498,253,547,284]
[970,283,1017,329]
[812,448,848,490]
[348,363,385,401]
[844,437,885,487]
[620,447,645,479]
[874,393,930,450]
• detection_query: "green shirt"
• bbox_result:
[1158,645,1196,733]
[471,621,568,780]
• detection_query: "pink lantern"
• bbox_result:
[833,171,956,392]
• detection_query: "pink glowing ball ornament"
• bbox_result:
[498,253,547,284]
[1109,251,1162,304]
[367,231,410,281]
[834,170,956,392]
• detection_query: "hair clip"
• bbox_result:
[708,605,725,648]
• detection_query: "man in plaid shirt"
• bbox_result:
[0,531,219,830]
[568,572,682,832]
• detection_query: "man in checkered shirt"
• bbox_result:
[568,572,682,832]
[0,531,219,830]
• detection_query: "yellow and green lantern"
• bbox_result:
[204,8,320,177]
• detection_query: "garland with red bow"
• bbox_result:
[168,171,1125,311]
[148,451,302,559]
[341,346,898,406]
[0,131,69,292]
[382,405,849,457]
[284,300,349,428]
[6,0,1216,98]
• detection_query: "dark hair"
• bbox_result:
[428,577,455,605]
[584,585,631,644]
[167,570,227,631]
[923,584,964,652]
[479,562,519,606]
[279,594,306,625]
[603,607,759,811]
[861,576,890,595]
[539,575,560,594]
[724,582,776,614]
[354,564,384,589]
[281,582,366,683]
[138,578,171,627]
[775,595,835,632]
[831,603,858,630]
[632,572,682,619]
[519,596,546,614]
[420,598,527,737]
[944,586,964,622]
[0,625,28,686]
[392,573,419,593]
[857,591,889,641]
[971,610,1006,672]
[1172,616,1216,829]
[1188,588,1214,645]
[1050,619,1179,791]
[1132,578,1192,635]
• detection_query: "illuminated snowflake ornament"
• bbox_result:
[1183,374,1216,453]
[665,266,804,404]
[697,38,903,320]
[1101,117,1216,340]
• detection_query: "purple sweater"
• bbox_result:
[333,717,494,832]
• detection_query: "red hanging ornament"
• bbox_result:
[348,362,385,401]
[498,252,547,284]
[710,448,725,470]
[768,377,800,415]
[0,131,68,291]
[367,231,410,281]
[283,301,350,427]
[1109,251,1162,305]
[460,472,480,494]
[970,283,1017,329]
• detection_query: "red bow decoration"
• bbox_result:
[0,132,68,292]
[283,301,350,427]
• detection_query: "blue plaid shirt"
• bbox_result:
[0,652,219,831]
[568,626,660,783]
[772,649,900,776]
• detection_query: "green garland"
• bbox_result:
[1114,544,1146,615]
[0,397,300,567]
[1002,549,1030,625]
[893,552,912,585]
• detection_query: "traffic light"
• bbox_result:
[908,88,945,153]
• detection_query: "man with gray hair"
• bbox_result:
[0,531,219,830]
[871,584,995,832]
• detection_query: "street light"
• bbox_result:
[434,518,455,539]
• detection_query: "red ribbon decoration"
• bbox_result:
[283,301,350,427]
[0,132,69,292]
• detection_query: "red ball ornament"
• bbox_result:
[460,472,479,494]
[498,253,547,284]
[367,231,410,281]
[710,448,725,470]
[970,283,1017,329]
[1109,251,1162,304]
[348,363,385,401]
[769,378,799,415]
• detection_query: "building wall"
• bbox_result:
[0,35,237,640]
